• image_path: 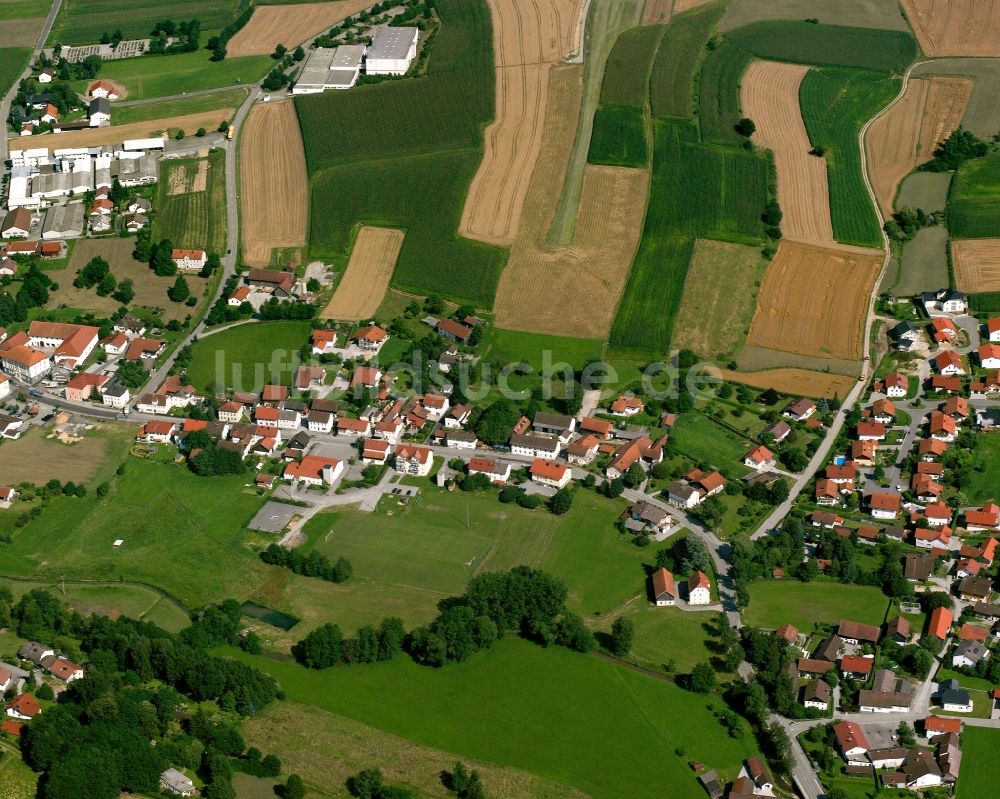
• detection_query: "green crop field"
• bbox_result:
[308,149,505,306]
[50,0,240,44]
[484,328,604,372]
[0,457,270,609]
[799,67,900,248]
[744,581,889,631]
[153,148,227,254]
[698,39,754,144]
[725,21,915,74]
[114,87,246,125]
[0,0,50,21]
[227,639,761,799]
[297,0,503,306]
[611,119,769,353]
[949,152,1000,239]
[81,50,271,101]
[967,435,1000,504]
[0,47,31,95]
[588,104,648,167]
[599,24,665,107]
[649,2,724,119]
[970,292,1000,314]
[187,320,311,392]
[958,727,1000,798]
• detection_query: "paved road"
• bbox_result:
[0,0,63,165]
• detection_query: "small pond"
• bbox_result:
[241,600,299,631]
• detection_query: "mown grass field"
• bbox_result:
[896,171,952,213]
[669,410,753,474]
[483,328,604,373]
[968,435,1000,503]
[949,152,1000,239]
[153,148,227,254]
[0,423,129,486]
[588,104,648,167]
[227,639,761,799]
[725,21,915,74]
[744,580,889,631]
[0,0,49,20]
[649,2,724,119]
[599,605,717,674]
[892,226,949,295]
[114,88,246,125]
[186,320,310,392]
[49,0,240,44]
[610,119,769,353]
[0,47,31,95]
[81,50,271,101]
[799,67,900,248]
[957,727,1000,798]
[297,0,503,306]
[0,751,36,799]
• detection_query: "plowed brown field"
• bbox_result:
[742,60,834,245]
[459,0,584,247]
[747,240,882,361]
[493,66,649,339]
[865,76,971,216]
[8,109,236,149]
[226,1,371,57]
[321,227,404,320]
[901,0,1000,57]
[240,101,308,268]
[719,368,856,400]
[953,238,1000,292]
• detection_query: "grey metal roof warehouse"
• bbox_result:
[367,26,418,60]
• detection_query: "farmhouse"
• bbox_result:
[605,435,666,479]
[510,432,560,460]
[88,97,111,126]
[88,80,119,100]
[436,318,473,343]
[566,434,599,465]
[687,571,711,605]
[609,396,643,416]
[172,249,207,271]
[26,321,99,367]
[529,458,571,490]
[365,26,419,75]
[247,268,294,297]
[650,567,676,606]
[838,620,880,646]
[0,486,19,509]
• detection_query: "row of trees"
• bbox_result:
[259,543,352,584]
[292,617,405,669]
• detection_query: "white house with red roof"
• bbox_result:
[609,396,643,417]
[0,345,50,381]
[27,321,99,368]
[980,343,1000,370]
[468,457,511,484]
[351,324,388,351]
[284,455,344,487]
[6,693,40,721]
[0,485,18,509]
[137,420,177,443]
[361,438,391,464]
[651,567,676,606]
[988,318,1000,343]
[744,444,774,470]
[0,372,10,401]
[833,720,869,763]
[965,503,1000,532]
[172,249,207,271]
[529,458,571,489]
[881,372,908,398]
[934,350,965,375]
[394,444,433,476]
[228,286,251,307]
[310,329,338,354]
[48,657,83,682]
[687,571,711,605]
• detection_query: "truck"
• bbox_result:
[227,125,235,141]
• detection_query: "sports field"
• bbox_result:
[240,101,308,267]
[744,581,889,630]
[155,149,227,255]
[321,227,403,320]
[226,1,370,57]
[459,0,584,246]
[186,320,311,392]
[229,639,761,799]
[49,0,239,44]
[746,241,881,361]
[901,0,1000,57]
[742,60,834,245]
[864,76,971,217]
[672,239,768,361]
[953,239,1000,293]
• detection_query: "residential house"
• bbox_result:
[930,375,962,393]
[871,398,896,424]
[306,410,334,434]
[0,486,18,509]
[904,553,934,582]
[64,372,109,401]
[609,396,644,416]
[137,420,176,443]
[928,607,954,640]
[218,401,245,423]
[988,317,1000,343]
[744,444,775,470]
[6,694,40,721]
[764,420,791,442]
[88,96,111,126]
[510,432,561,460]
[886,616,911,644]
[394,445,433,476]
[283,455,343,487]
[938,679,972,713]
[802,680,831,710]
[1,207,32,238]
[627,501,672,536]
[930,317,958,342]
[467,457,511,484]
[566,434,599,465]
[952,640,990,669]
[841,655,875,679]
[838,620,881,646]
[934,350,965,375]
[605,435,666,479]
[882,372,909,397]
[958,576,993,603]
[529,458,571,489]
[965,503,1000,532]
[337,417,371,437]
[446,430,478,450]
[930,411,958,442]
[687,571,711,605]
[810,510,844,529]
[868,491,901,520]
[923,288,968,315]
[923,716,962,736]
[833,721,870,763]
[310,329,338,354]
[852,439,877,466]
[444,403,472,430]
[980,343,1000,369]
[815,635,844,662]
[919,438,949,460]
[47,657,83,682]
[857,420,886,441]
[160,768,196,797]
[815,479,843,507]
[783,397,816,422]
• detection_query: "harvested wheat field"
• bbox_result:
[460,0,584,247]
[641,0,673,24]
[8,109,235,149]
[0,17,45,47]
[742,61,834,245]
[494,66,649,339]
[953,238,1000,292]
[321,227,404,320]
[901,0,1000,57]
[865,76,971,217]
[226,1,371,57]
[240,101,308,268]
[720,368,856,400]
[747,240,882,361]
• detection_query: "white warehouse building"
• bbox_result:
[365,26,418,75]
[293,45,366,94]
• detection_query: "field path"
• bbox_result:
[321,227,404,320]
[460,0,584,247]
[239,101,308,267]
[864,76,971,216]
[226,1,372,57]
[742,60,835,245]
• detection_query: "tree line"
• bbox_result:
[259,543,352,584]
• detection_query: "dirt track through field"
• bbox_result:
[953,238,1000,292]
[901,0,1000,57]
[719,368,856,400]
[742,61,835,245]
[865,76,971,217]
[321,227,404,320]
[240,101,308,268]
[459,0,584,247]
[226,1,372,57]
[8,109,236,149]
[493,66,649,339]
[747,240,882,361]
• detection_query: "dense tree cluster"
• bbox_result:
[258,297,317,320]
[292,617,405,669]
[347,767,414,799]
[148,19,201,54]
[655,536,713,576]
[259,543,352,583]
[922,128,990,172]
[0,263,55,326]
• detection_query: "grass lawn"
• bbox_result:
[0,0,50,20]
[0,422,132,486]
[744,581,890,631]
[5,580,190,633]
[958,726,1000,798]
[186,320,311,393]
[0,47,31,95]
[601,604,720,675]
[154,148,228,254]
[115,88,247,126]
[934,688,993,719]
[968,435,1000,503]
[76,50,273,100]
[227,638,761,799]
[0,750,37,799]
[935,667,998,695]
[484,328,604,374]
[669,411,756,475]
[0,456,270,608]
